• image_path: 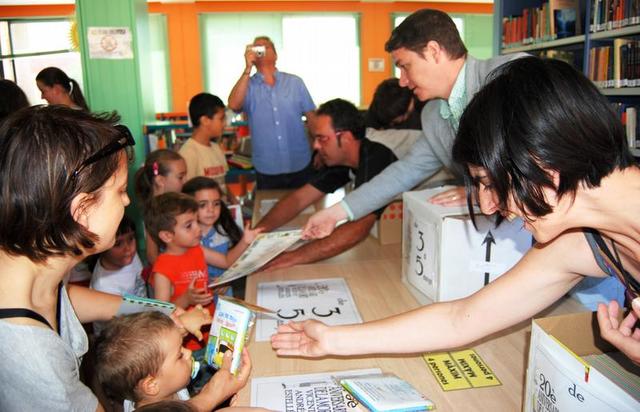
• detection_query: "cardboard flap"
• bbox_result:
[534,311,616,356]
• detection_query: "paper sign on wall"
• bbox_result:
[88,27,133,59]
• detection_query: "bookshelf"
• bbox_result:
[494,0,640,152]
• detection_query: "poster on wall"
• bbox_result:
[88,27,133,59]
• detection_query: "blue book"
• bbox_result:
[340,373,435,412]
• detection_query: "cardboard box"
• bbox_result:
[369,199,403,245]
[401,187,532,303]
[525,311,640,411]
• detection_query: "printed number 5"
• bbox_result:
[415,255,423,276]
[277,308,305,320]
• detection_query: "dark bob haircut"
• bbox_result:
[385,9,467,60]
[316,98,365,140]
[452,57,635,220]
[0,105,125,262]
[189,92,225,128]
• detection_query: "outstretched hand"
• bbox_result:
[597,299,640,366]
[301,204,347,240]
[270,320,331,357]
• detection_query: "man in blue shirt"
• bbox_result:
[228,36,316,189]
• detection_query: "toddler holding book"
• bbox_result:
[95,311,267,412]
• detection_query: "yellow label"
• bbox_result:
[450,349,502,388]
[423,352,472,391]
[423,349,501,391]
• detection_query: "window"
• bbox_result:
[200,13,361,107]
[149,13,172,113]
[0,18,82,106]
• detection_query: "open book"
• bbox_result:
[208,229,302,287]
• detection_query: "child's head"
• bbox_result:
[134,400,196,412]
[135,149,186,203]
[144,192,201,250]
[182,177,242,243]
[100,215,136,270]
[95,312,192,404]
[188,93,226,138]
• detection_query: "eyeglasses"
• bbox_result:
[72,124,135,178]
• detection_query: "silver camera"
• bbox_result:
[251,45,266,57]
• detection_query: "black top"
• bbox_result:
[309,138,397,217]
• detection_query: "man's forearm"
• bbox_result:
[256,184,323,231]
[228,69,251,111]
[275,214,376,267]
[344,137,443,220]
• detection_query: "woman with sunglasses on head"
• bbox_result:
[0,105,134,410]
[272,57,640,368]
[36,67,90,111]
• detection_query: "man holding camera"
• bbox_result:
[229,36,316,190]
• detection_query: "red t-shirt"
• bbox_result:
[153,246,212,350]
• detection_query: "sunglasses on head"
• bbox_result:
[72,124,135,178]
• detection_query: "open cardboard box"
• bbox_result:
[525,311,640,411]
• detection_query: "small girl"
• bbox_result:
[135,149,187,265]
[182,177,260,296]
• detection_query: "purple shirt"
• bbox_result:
[243,70,315,174]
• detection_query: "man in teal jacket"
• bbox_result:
[302,8,527,239]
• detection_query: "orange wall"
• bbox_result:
[2,2,492,109]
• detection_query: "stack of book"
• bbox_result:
[611,102,638,148]
[589,40,640,88]
[591,0,640,32]
[502,1,581,48]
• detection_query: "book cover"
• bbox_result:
[209,229,302,287]
[204,296,273,374]
[550,0,581,36]
[554,8,577,38]
[339,373,434,412]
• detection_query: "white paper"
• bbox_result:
[251,368,380,411]
[209,230,302,287]
[88,27,133,59]
[255,277,362,341]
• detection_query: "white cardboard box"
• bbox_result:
[524,312,640,411]
[401,186,532,303]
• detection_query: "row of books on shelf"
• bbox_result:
[589,39,640,88]
[502,0,582,48]
[612,102,639,148]
[590,0,640,32]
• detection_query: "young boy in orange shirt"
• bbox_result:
[145,192,216,348]
[145,192,223,393]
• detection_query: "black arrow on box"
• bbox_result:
[482,231,495,285]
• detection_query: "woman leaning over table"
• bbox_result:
[271,57,640,366]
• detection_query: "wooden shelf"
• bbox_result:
[501,35,585,54]
[590,24,640,40]
[600,87,640,96]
